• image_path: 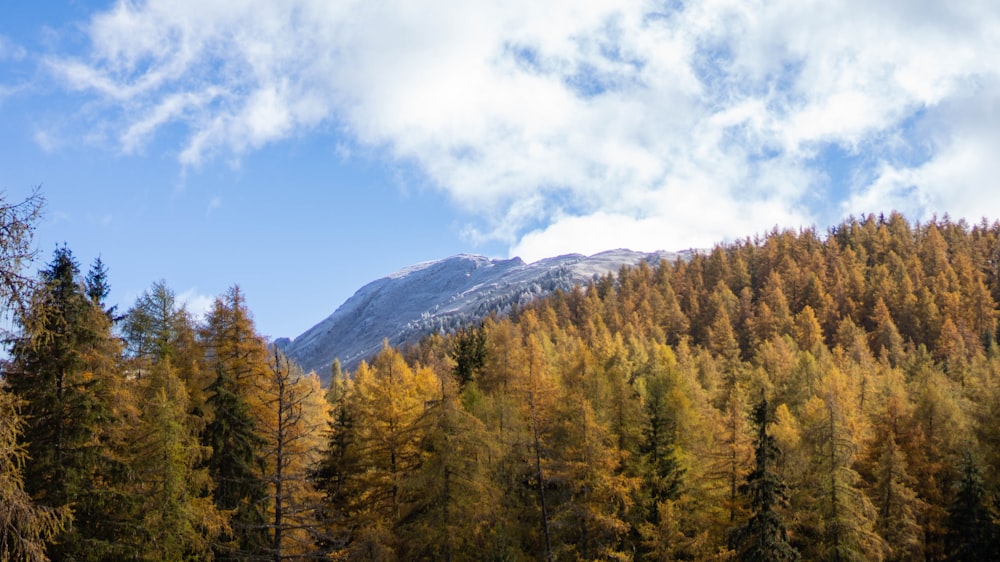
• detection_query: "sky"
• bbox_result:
[1,1,999,340]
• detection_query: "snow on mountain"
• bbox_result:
[282,249,689,381]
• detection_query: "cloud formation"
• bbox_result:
[45,0,1000,260]
[177,287,214,322]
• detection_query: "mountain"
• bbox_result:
[280,249,689,380]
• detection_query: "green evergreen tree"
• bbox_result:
[639,365,684,519]
[945,453,998,561]
[200,287,270,559]
[731,392,799,562]
[310,362,357,556]
[7,246,139,560]
[203,362,269,559]
[450,324,487,387]
[84,255,117,321]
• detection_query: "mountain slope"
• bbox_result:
[281,249,686,378]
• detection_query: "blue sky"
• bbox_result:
[2,1,999,340]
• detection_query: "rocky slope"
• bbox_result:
[280,249,688,380]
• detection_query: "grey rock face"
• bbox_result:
[283,249,687,381]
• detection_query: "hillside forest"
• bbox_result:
[3,191,1000,561]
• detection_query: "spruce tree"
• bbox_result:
[200,286,270,559]
[945,453,998,561]
[84,255,117,321]
[640,367,684,513]
[731,392,799,562]
[203,363,268,559]
[8,246,138,559]
[450,324,487,387]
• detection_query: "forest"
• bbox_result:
[3,190,1000,561]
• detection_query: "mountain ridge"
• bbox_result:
[281,249,691,380]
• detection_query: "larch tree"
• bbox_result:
[133,356,223,561]
[0,389,68,562]
[861,370,924,562]
[258,349,328,560]
[337,343,436,559]
[547,341,635,560]
[797,366,887,562]
[396,367,499,561]
[0,189,68,562]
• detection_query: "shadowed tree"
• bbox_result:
[200,286,270,560]
[945,453,999,561]
[730,392,799,562]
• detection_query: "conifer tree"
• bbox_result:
[0,386,68,561]
[798,367,887,562]
[310,361,358,556]
[327,343,436,559]
[639,361,685,518]
[133,357,223,561]
[258,349,327,560]
[8,246,139,559]
[200,286,270,559]
[0,188,42,324]
[0,189,66,561]
[945,453,998,561]
[861,371,924,561]
[84,255,117,321]
[396,369,499,561]
[546,341,634,560]
[451,324,487,387]
[731,392,798,562]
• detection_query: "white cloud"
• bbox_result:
[177,288,214,322]
[43,0,1000,255]
[845,81,1000,222]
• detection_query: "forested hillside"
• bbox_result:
[319,212,1000,561]
[4,209,1000,560]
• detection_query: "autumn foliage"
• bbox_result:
[7,211,1000,560]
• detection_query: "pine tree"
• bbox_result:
[731,392,798,562]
